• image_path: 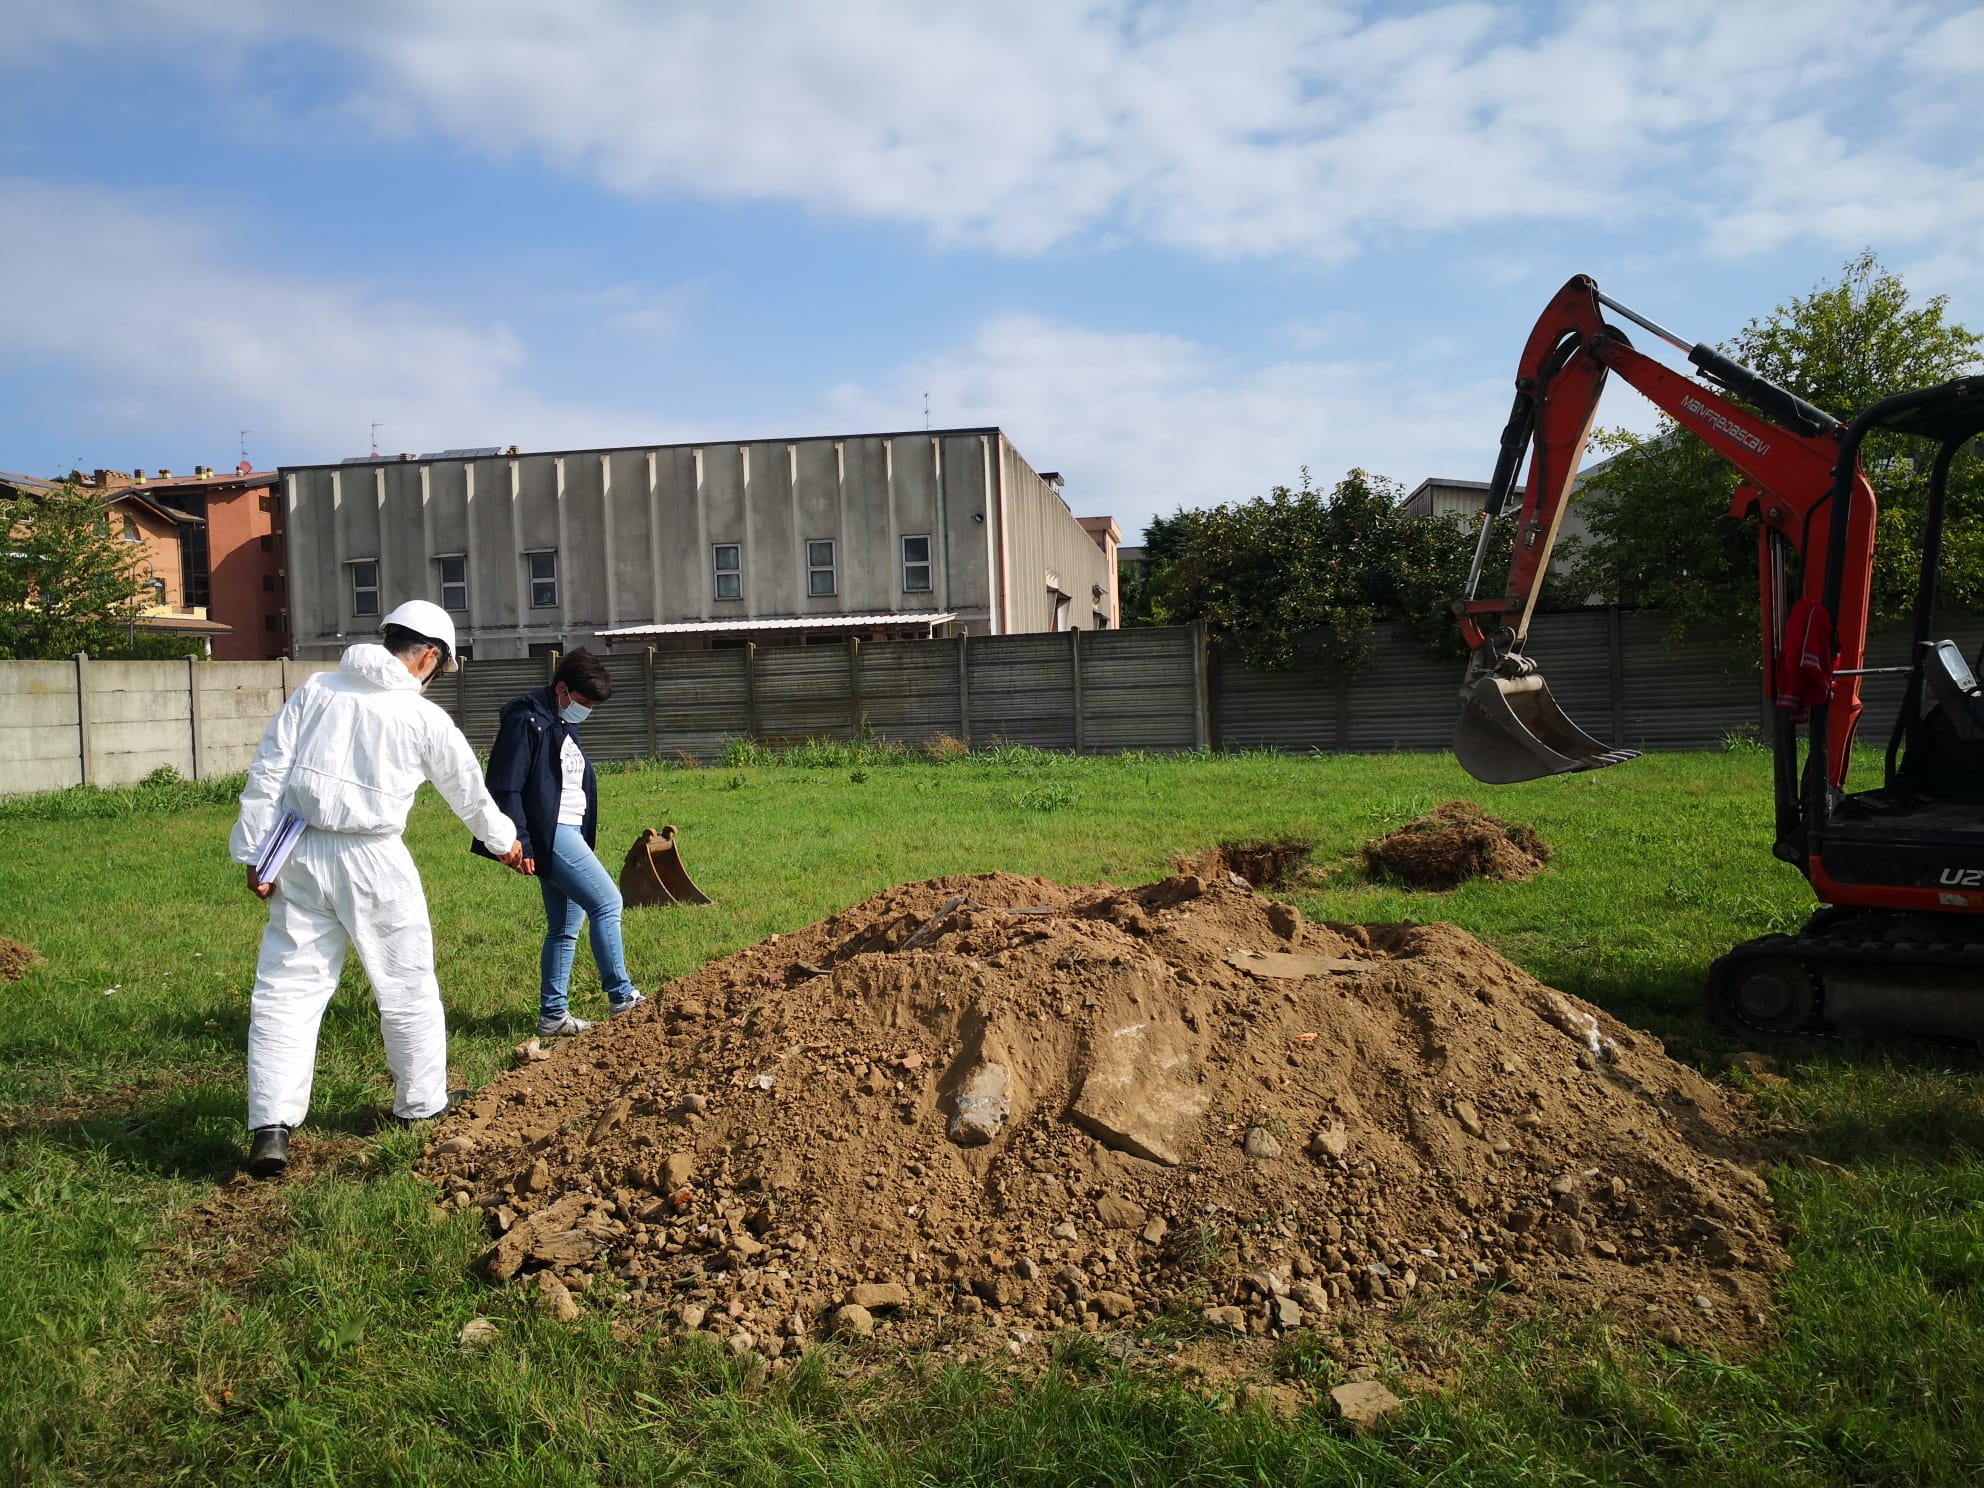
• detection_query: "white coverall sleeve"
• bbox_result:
[229,686,305,864]
[423,714,519,856]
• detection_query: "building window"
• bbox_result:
[528,642,561,658]
[438,554,468,612]
[350,559,380,617]
[122,515,141,542]
[713,544,742,600]
[1049,589,1071,632]
[902,534,932,592]
[1093,610,1110,630]
[527,551,558,609]
[265,614,278,631]
[148,577,167,604]
[806,540,836,597]
[259,534,274,553]
[258,493,275,513]
[262,574,275,592]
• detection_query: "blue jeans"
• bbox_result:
[538,825,638,1017]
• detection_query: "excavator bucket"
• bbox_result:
[1454,673,1640,784]
[618,825,713,907]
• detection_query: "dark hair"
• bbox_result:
[383,623,449,665]
[554,647,613,703]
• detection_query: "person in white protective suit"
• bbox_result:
[229,599,527,1178]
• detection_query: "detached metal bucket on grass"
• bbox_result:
[619,826,713,907]
[1454,673,1641,784]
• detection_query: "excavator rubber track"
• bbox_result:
[1705,914,1984,1042]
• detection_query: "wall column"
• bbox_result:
[1070,628,1085,754]
[74,652,93,787]
[186,655,206,781]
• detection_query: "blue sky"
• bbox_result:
[4,1,1981,541]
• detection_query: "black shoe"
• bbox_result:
[389,1088,474,1129]
[246,1125,290,1179]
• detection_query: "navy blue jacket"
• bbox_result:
[473,686,598,864]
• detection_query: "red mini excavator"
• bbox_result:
[1453,274,1984,1039]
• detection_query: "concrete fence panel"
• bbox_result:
[1077,627,1200,754]
[0,660,85,794]
[755,645,857,744]
[651,650,751,761]
[83,659,195,785]
[856,637,966,745]
[966,634,1078,751]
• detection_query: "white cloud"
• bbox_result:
[0,178,648,463]
[814,313,1528,539]
[13,0,1980,269]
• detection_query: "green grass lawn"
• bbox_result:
[2,746,1981,1485]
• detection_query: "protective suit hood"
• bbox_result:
[340,642,424,692]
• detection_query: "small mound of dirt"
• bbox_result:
[0,937,43,982]
[1364,802,1550,889]
[421,870,1784,1371]
[1176,840,1312,889]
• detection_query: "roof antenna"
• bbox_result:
[923,391,930,431]
[370,421,383,457]
[239,429,252,463]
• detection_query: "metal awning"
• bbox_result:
[134,615,234,635]
[598,611,955,640]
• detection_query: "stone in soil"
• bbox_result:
[1330,1380,1403,1430]
[418,869,1788,1364]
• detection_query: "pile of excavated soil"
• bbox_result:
[1363,802,1550,889]
[420,871,1784,1368]
[1176,841,1311,889]
[0,937,42,982]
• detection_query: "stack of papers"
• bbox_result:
[252,810,307,888]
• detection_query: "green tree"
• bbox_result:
[1569,252,1984,642]
[1141,468,1506,671]
[0,479,158,659]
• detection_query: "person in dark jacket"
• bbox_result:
[479,648,646,1035]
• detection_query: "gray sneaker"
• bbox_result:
[608,990,648,1018]
[538,1012,593,1037]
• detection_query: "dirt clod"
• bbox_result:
[421,869,1785,1362]
[0,937,43,982]
[1363,802,1550,889]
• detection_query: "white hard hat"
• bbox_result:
[380,598,460,671]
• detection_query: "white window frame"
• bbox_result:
[349,559,380,617]
[806,539,837,598]
[902,533,933,593]
[526,550,558,609]
[121,514,142,543]
[712,543,742,601]
[437,554,468,612]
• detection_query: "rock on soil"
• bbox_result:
[0,937,43,983]
[1363,802,1551,889]
[419,869,1786,1364]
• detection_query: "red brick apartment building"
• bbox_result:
[104,462,289,658]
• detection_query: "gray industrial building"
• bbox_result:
[280,428,1120,661]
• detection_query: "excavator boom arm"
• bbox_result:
[1454,275,1876,791]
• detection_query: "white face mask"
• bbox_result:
[560,698,592,724]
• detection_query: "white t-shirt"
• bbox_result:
[557,732,587,826]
